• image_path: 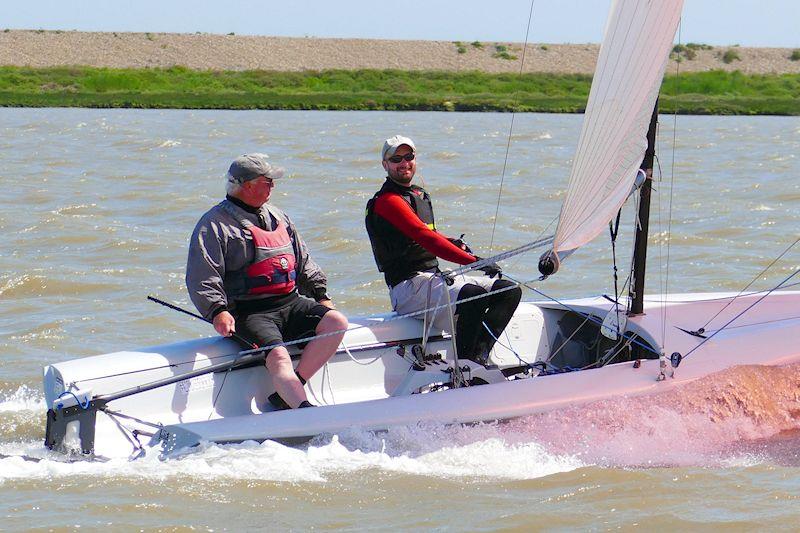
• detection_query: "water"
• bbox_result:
[1,109,799,529]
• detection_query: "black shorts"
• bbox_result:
[235,294,331,350]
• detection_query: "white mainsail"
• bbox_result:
[551,0,684,256]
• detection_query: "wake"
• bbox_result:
[1,363,798,482]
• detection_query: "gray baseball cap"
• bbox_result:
[226,153,285,183]
[381,135,416,160]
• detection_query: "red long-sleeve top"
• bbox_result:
[372,193,477,265]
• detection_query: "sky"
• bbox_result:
[4,0,799,47]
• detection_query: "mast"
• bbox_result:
[628,102,659,316]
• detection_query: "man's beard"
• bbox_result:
[389,169,413,185]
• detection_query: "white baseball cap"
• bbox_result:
[381,135,416,160]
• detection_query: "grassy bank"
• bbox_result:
[1,67,799,115]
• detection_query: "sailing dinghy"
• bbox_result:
[42,0,800,460]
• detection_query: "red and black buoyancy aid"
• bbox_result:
[365,178,439,286]
[227,206,298,297]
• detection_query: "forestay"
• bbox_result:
[552,0,684,255]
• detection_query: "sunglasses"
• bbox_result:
[386,153,416,164]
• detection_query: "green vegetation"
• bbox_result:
[0,66,797,115]
[493,44,518,61]
[672,44,695,61]
[661,70,800,115]
[672,43,715,62]
[470,41,484,49]
[540,45,549,51]
[686,43,713,50]
[790,49,800,61]
[722,49,741,64]
[453,41,467,54]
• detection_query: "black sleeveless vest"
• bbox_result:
[365,179,439,286]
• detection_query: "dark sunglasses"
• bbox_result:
[387,153,416,164]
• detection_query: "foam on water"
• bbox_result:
[503,363,800,467]
[0,385,46,413]
[0,427,584,485]
[1,363,798,484]
[157,140,181,148]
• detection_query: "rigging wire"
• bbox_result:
[661,21,682,349]
[489,0,537,252]
[78,224,794,387]
[503,273,661,357]
[505,212,560,274]
[76,268,549,386]
[695,236,800,333]
[682,266,800,360]
[481,322,531,367]
[608,209,624,337]
[699,314,800,334]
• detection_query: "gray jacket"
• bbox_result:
[186,198,328,319]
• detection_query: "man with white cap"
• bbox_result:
[365,136,522,364]
[187,153,348,409]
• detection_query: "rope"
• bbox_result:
[340,340,383,366]
[210,366,232,418]
[481,322,531,367]
[73,364,179,385]
[56,391,90,410]
[441,271,464,387]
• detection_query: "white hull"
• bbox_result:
[43,291,800,459]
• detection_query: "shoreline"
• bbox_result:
[1,31,799,115]
[2,30,800,75]
[2,67,798,115]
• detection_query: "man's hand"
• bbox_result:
[473,256,503,279]
[448,234,473,254]
[319,299,336,309]
[213,311,236,337]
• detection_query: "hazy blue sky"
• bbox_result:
[5,0,799,47]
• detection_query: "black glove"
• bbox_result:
[473,256,502,279]
[448,234,473,254]
[437,269,455,286]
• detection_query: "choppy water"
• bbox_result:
[1,109,799,529]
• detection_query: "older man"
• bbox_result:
[365,136,522,364]
[187,153,348,409]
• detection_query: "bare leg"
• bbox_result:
[266,346,307,409]
[295,310,348,381]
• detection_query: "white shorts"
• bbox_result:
[389,270,496,331]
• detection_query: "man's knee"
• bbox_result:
[317,310,348,333]
[492,279,522,302]
[265,346,292,374]
[456,283,488,312]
